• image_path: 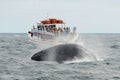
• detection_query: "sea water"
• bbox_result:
[0,33,120,80]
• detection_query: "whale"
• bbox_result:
[31,44,97,63]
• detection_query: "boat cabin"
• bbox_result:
[28,18,71,39]
[37,23,56,32]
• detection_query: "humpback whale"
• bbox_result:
[31,44,97,63]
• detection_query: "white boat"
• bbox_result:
[28,18,79,44]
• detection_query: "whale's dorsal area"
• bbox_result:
[31,44,97,63]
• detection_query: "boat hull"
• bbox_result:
[28,33,79,44]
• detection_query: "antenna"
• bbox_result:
[46,13,49,19]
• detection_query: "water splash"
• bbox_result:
[30,33,106,63]
[77,34,107,62]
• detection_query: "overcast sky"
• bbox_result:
[0,0,120,33]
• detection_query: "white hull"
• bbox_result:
[28,33,79,44]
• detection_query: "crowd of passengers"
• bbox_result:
[30,25,76,38]
[37,25,71,35]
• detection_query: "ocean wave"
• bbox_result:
[0,33,120,80]
[110,45,120,49]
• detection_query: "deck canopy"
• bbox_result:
[41,18,64,24]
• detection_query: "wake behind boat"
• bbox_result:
[28,18,79,44]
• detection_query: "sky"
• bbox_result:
[0,0,120,33]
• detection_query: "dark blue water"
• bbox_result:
[0,33,120,80]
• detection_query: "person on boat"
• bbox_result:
[31,32,33,37]
[60,28,64,35]
[73,26,76,34]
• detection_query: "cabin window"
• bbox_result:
[37,26,42,30]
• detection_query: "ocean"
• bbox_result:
[0,33,120,80]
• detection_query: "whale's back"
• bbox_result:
[31,44,97,63]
